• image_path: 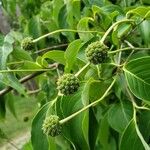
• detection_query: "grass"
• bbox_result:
[0,95,38,147]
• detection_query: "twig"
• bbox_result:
[27,89,41,95]
[34,43,68,54]
[0,63,58,97]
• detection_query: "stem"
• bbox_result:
[0,68,54,73]
[124,12,149,39]
[97,65,101,78]
[33,29,104,43]
[125,86,150,110]
[27,89,41,94]
[124,40,134,48]
[59,77,116,125]
[123,40,135,65]
[75,63,90,77]
[34,43,68,54]
[100,19,134,43]
[7,61,24,65]
[108,47,150,54]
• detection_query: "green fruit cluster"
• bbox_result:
[42,115,62,137]
[85,41,108,65]
[21,37,34,50]
[57,74,80,95]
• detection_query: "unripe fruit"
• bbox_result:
[57,74,80,95]
[85,41,108,65]
[21,37,34,50]
[42,115,62,137]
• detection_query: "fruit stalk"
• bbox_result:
[59,77,117,125]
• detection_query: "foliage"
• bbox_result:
[0,0,150,150]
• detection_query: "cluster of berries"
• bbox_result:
[42,115,62,137]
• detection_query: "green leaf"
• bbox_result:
[56,91,90,150]
[5,93,17,118]
[81,78,93,106]
[111,29,119,45]
[58,5,75,41]
[27,16,44,48]
[42,50,65,65]
[120,119,149,150]
[77,17,94,41]
[98,113,117,150]
[108,101,133,133]
[127,7,150,19]
[22,141,33,150]
[89,80,110,102]
[89,109,99,150]
[12,49,33,61]
[53,0,64,26]
[21,61,42,70]
[31,104,49,150]
[124,56,150,103]
[0,96,6,120]
[140,20,150,47]
[0,72,26,95]
[64,39,82,73]
[139,111,150,143]
[0,42,13,69]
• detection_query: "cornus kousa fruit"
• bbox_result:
[42,115,62,137]
[85,41,108,65]
[21,37,34,50]
[57,74,80,95]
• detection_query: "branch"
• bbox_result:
[0,63,58,96]
[34,43,68,54]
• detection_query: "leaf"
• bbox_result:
[127,7,150,19]
[124,56,150,103]
[42,50,65,65]
[120,119,149,150]
[140,20,150,47]
[56,91,90,150]
[88,109,99,150]
[31,104,49,150]
[0,42,13,69]
[89,80,110,102]
[22,141,33,150]
[12,49,33,61]
[53,0,64,26]
[0,96,6,120]
[0,34,4,46]
[77,17,94,41]
[27,16,44,48]
[81,78,93,106]
[36,56,48,68]
[64,39,82,73]
[98,113,117,150]
[21,61,42,70]
[0,72,26,95]
[139,111,150,143]
[5,93,17,118]
[108,101,133,133]
[58,5,75,41]
[111,29,119,45]
[0,32,15,69]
